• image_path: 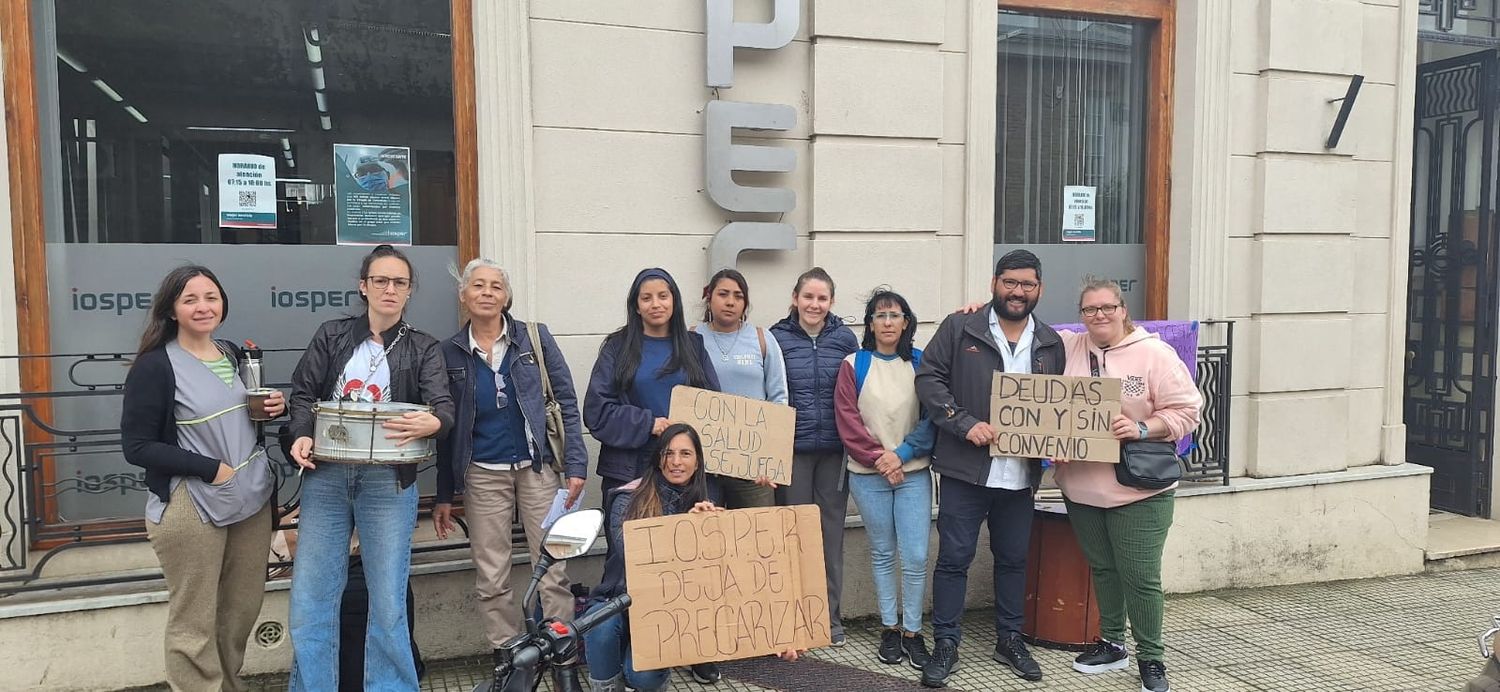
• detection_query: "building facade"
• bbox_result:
[0,0,1441,688]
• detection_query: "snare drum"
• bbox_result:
[312,401,436,464]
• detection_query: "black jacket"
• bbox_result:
[435,319,589,503]
[122,340,245,504]
[914,309,1066,488]
[287,315,456,489]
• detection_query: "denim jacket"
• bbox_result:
[435,319,588,503]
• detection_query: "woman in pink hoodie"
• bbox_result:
[1053,278,1201,692]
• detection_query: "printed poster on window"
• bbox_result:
[217,154,277,229]
[1062,185,1097,242]
[334,143,413,246]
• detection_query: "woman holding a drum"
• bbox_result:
[284,244,455,691]
[122,265,286,691]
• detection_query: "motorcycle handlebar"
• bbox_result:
[571,594,632,636]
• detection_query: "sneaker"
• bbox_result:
[877,628,905,665]
[920,637,960,688]
[830,632,847,648]
[902,632,931,671]
[689,662,721,685]
[1073,639,1130,674]
[992,633,1043,681]
[1139,659,1170,692]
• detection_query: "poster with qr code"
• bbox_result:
[217,154,277,229]
[335,143,413,246]
[1061,185,1096,242]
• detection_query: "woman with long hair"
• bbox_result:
[582,424,801,692]
[122,265,286,691]
[584,267,720,498]
[692,268,788,508]
[283,245,455,690]
[770,266,859,646]
[833,288,935,669]
[1053,278,1201,692]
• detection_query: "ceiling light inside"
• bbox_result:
[57,50,87,73]
[91,79,123,102]
[124,106,148,124]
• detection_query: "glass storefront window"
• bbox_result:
[31,0,465,522]
[994,11,1149,319]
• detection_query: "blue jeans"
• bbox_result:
[580,600,671,691]
[289,464,419,692]
[848,468,931,633]
[930,477,1033,645]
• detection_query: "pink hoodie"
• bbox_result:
[1052,328,1202,508]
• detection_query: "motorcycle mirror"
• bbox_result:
[541,509,603,561]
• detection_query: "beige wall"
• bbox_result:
[1213,0,1414,478]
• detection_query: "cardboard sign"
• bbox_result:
[989,372,1121,463]
[623,506,831,670]
[668,386,796,484]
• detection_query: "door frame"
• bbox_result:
[989,0,1175,319]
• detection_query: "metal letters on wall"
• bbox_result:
[704,0,799,271]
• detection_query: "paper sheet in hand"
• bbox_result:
[540,488,581,530]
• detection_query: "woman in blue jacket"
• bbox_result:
[584,267,720,499]
[769,266,859,646]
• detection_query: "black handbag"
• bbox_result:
[1116,440,1183,490]
[1089,352,1183,490]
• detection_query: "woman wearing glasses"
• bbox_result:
[284,245,455,691]
[1052,278,1200,692]
[833,288,935,669]
[432,258,589,692]
[122,265,286,691]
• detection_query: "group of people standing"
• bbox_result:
[122,245,1199,692]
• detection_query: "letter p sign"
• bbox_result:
[705,0,799,88]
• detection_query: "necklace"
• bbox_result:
[709,326,740,362]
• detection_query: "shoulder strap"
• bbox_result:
[854,350,873,396]
[526,321,556,402]
[1088,351,1102,378]
[756,326,766,360]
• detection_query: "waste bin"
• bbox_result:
[1023,501,1100,651]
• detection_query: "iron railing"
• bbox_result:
[0,325,1235,596]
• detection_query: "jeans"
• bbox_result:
[848,468,931,633]
[580,600,671,691]
[290,464,420,692]
[930,477,1033,645]
[1065,492,1175,660]
[774,451,849,638]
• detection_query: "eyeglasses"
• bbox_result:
[1080,304,1122,318]
[873,311,907,323]
[1000,278,1040,293]
[365,275,412,292]
[494,371,510,410]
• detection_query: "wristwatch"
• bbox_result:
[1136,421,1149,439]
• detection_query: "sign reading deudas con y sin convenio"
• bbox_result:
[989,372,1122,463]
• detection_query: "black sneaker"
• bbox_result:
[992,633,1043,681]
[920,637,960,688]
[877,628,905,664]
[690,662,721,684]
[902,632,931,671]
[1139,659,1170,692]
[1073,639,1129,674]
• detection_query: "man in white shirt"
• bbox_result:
[914,250,1068,687]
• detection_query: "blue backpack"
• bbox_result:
[853,348,923,395]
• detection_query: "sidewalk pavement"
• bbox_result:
[226,566,1499,692]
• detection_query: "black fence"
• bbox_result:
[0,322,1234,596]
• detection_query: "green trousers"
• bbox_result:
[1064,491,1174,661]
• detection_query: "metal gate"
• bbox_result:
[1407,51,1500,517]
